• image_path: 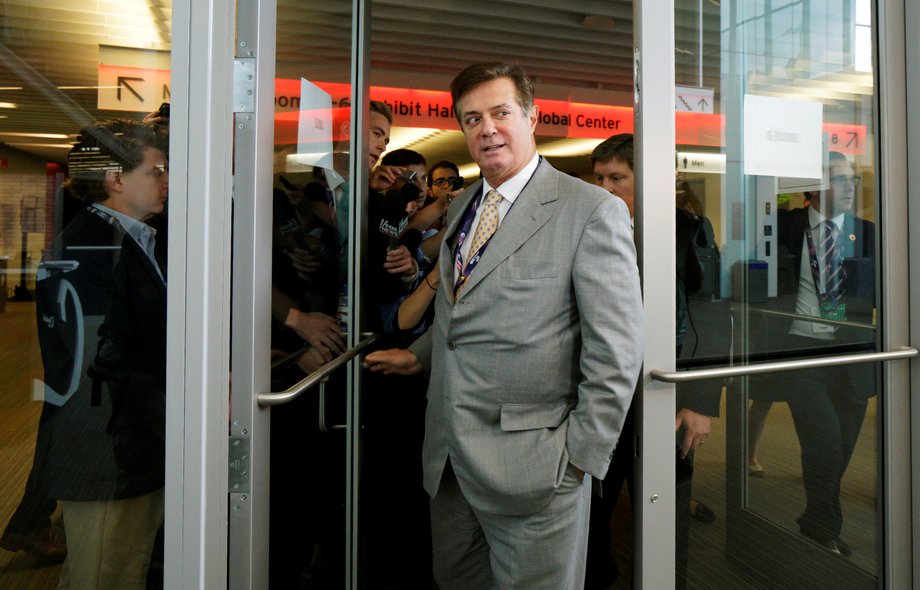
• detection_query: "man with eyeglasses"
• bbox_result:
[1,119,169,588]
[753,150,875,559]
[428,160,464,203]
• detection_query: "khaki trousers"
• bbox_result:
[58,488,164,590]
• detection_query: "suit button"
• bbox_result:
[448,341,457,350]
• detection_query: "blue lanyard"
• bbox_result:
[453,193,491,296]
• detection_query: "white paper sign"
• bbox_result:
[743,94,823,179]
[294,78,334,169]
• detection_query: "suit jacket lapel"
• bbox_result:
[451,160,557,299]
[121,235,168,298]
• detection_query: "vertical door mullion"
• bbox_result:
[348,1,371,587]
[633,0,677,588]
[876,0,914,587]
[229,0,277,587]
[165,0,236,587]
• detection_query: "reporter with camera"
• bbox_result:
[366,149,431,330]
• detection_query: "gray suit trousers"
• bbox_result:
[431,459,592,590]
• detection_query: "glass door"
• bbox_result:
[647,1,916,588]
[229,0,373,587]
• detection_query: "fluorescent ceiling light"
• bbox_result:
[0,102,18,109]
[6,142,73,149]
[537,138,603,158]
[57,86,120,90]
[384,127,442,153]
[0,87,23,91]
[0,132,71,139]
[457,163,481,180]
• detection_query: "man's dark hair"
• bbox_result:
[380,148,426,168]
[827,151,848,166]
[427,160,460,186]
[450,62,534,125]
[370,100,393,124]
[65,119,163,204]
[591,133,634,169]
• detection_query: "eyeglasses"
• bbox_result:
[432,177,461,188]
[829,175,861,187]
[146,163,168,180]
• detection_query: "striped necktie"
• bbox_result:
[819,220,843,295]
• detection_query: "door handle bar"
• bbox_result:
[257,332,380,407]
[318,382,345,432]
[650,346,917,383]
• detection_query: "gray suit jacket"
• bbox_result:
[409,159,644,516]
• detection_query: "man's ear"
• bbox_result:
[104,169,123,193]
[527,104,539,131]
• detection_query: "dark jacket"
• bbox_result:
[29,208,135,500]
[91,231,168,498]
[749,206,877,400]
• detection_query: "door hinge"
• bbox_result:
[232,58,255,113]
[229,435,251,492]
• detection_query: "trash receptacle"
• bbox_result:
[732,260,768,303]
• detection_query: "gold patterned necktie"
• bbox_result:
[465,189,503,267]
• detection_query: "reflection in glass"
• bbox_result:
[676,1,879,588]
[267,2,354,587]
[0,3,172,588]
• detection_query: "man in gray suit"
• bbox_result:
[365,62,644,589]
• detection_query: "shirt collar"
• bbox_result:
[481,153,540,205]
[92,203,157,247]
[323,167,346,192]
[807,205,845,231]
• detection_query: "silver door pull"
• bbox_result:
[650,346,918,383]
[257,333,380,406]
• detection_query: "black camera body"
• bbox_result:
[398,169,418,182]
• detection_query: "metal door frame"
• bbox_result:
[633,0,678,587]
[164,0,237,587]
[162,0,917,587]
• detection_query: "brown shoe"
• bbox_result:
[0,529,67,563]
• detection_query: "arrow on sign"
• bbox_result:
[117,77,145,102]
[697,98,709,110]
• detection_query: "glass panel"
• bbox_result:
[267,1,354,587]
[0,1,172,588]
[676,0,879,588]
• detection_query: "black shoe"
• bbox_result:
[689,499,716,523]
[799,529,852,558]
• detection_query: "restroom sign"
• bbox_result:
[97,64,171,112]
[677,151,726,174]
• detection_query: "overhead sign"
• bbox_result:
[94,58,866,156]
[675,86,714,114]
[272,79,635,142]
[97,64,170,112]
[823,122,866,156]
[97,46,171,113]
[677,151,726,174]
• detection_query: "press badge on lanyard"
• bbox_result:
[805,228,847,321]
